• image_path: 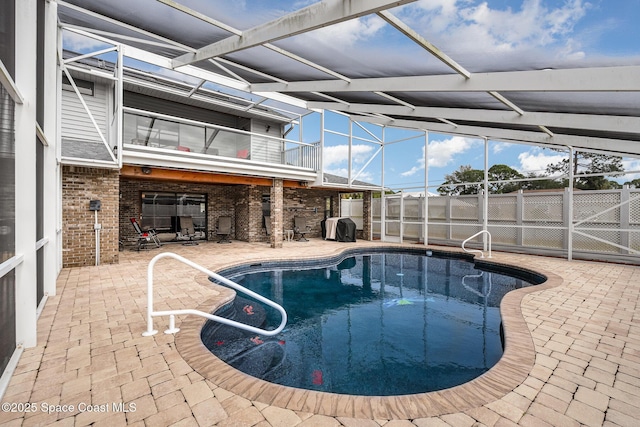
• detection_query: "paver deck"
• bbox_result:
[1,239,638,426]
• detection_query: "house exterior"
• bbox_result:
[2,0,638,400]
[58,56,373,267]
[0,0,375,392]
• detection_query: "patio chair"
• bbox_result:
[216,216,232,243]
[130,218,161,251]
[177,216,199,245]
[293,216,311,242]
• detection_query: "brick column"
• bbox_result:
[270,179,283,248]
[362,191,372,241]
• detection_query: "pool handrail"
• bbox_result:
[142,252,287,337]
[462,230,492,259]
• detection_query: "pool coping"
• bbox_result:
[174,246,563,420]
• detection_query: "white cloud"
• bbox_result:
[401,136,480,177]
[401,165,423,177]
[621,159,640,181]
[323,144,376,167]
[491,142,514,154]
[517,149,566,174]
[429,136,480,168]
[404,0,590,60]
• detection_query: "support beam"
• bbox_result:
[120,165,308,188]
[307,102,640,136]
[172,0,416,67]
[250,65,640,93]
[488,91,524,115]
[356,115,640,155]
[377,10,470,79]
[159,0,352,81]
[119,44,308,109]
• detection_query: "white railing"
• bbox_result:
[462,230,492,259]
[142,252,287,337]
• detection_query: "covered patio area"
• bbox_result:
[1,240,638,426]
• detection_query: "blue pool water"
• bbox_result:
[202,250,543,396]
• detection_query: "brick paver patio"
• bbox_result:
[1,240,638,426]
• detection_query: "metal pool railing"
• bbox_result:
[142,252,287,337]
[462,230,492,259]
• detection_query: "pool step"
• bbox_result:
[214,338,286,379]
[201,296,268,350]
[200,296,287,380]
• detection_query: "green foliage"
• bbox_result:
[438,151,626,196]
[624,178,640,188]
[521,173,565,191]
[546,151,624,190]
[437,165,484,195]
[487,164,525,193]
[437,164,525,195]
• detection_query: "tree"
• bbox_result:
[437,164,525,195]
[521,173,565,191]
[437,165,485,195]
[624,178,640,189]
[546,151,624,190]
[487,164,525,193]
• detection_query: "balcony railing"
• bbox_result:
[123,108,320,171]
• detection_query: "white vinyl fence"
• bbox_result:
[342,188,640,264]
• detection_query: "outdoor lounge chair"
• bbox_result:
[216,216,232,243]
[293,216,311,241]
[130,217,161,250]
[177,215,199,245]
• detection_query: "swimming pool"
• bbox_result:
[202,249,545,396]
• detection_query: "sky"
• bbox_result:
[62,0,640,189]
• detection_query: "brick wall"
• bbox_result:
[118,178,342,247]
[246,186,267,243]
[233,185,267,243]
[283,188,340,238]
[119,178,237,245]
[62,166,120,267]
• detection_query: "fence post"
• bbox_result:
[516,190,524,246]
[621,185,631,254]
[446,195,452,240]
[563,188,571,259]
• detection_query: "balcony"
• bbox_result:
[122,108,320,181]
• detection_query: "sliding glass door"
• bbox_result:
[141,192,206,237]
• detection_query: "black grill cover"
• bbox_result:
[335,218,356,242]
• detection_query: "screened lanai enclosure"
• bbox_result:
[3,0,640,399]
[55,0,640,264]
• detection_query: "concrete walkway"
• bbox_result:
[0,240,638,426]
